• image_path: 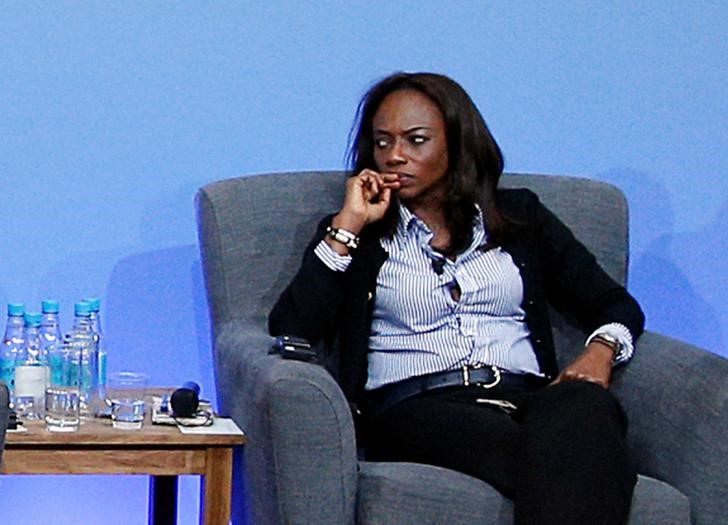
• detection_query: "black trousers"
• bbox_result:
[364,381,636,525]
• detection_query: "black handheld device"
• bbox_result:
[270,335,317,362]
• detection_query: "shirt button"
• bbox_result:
[527,299,534,306]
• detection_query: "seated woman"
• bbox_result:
[269,72,644,525]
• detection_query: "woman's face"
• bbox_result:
[372,89,449,210]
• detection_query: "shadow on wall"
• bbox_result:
[104,244,216,401]
[597,168,725,355]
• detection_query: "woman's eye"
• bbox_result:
[374,138,389,148]
[410,135,429,145]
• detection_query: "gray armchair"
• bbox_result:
[196,171,728,525]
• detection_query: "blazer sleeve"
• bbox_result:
[531,194,645,342]
[268,215,349,344]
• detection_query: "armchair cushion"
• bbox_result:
[629,476,691,525]
[357,462,689,525]
[357,461,510,525]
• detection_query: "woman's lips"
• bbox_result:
[394,173,414,186]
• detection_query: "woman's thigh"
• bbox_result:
[365,388,522,496]
[364,381,634,506]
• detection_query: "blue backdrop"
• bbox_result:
[1,2,725,523]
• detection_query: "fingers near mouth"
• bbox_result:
[381,172,403,187]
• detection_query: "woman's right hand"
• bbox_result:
[331,170,400,234]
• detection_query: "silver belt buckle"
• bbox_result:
[462,365,501,389]
[462,366,471,386]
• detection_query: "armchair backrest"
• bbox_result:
[196,171,630,366]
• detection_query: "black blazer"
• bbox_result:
[269,188,645,408]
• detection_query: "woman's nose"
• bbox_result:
[385,139,406,166]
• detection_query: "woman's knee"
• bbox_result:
[517,381,628,433]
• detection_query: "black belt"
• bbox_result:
[366,365,549,415]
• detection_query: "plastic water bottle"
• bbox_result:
[84,297,107,390]
[41,300,66,387]
[14,312,50,420]
[1,303,26,392]
[66,301,100,417]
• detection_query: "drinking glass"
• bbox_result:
[108,371,149,430]
[45,387,81,432]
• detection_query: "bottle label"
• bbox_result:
[0,358,15,389]
[15,365,49,398]
[49,354,67,387]
[69,360,95,394]
[98,351,107,386]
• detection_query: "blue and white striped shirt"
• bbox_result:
[315,204,633,390]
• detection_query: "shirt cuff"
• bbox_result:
[586,322,634,366]
[314,240,352,272]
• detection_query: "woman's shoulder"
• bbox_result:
[495,187,543,218]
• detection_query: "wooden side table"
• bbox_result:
[2,403,245,525]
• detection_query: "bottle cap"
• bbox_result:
[7,303,25,316]
[74,301,92,316]
[41,300,60,314]
[84,297,101,312]
[24,312,42,327]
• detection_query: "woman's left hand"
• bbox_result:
[551,342,615,389]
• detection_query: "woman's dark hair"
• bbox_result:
[348,72,508,253]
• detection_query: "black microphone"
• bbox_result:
[431,258,445,276]
[170,381,200,417]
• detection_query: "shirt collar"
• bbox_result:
[392,204,430,250]
[472,205,487,246]
[393,203,487,249]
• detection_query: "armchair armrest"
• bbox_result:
[213,319,358,525]
[611,330,728,525]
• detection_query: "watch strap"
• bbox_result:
[326,226,360,250]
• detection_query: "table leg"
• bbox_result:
[231,446,247,524]
[149,475,179,525]
[199,447,234,525]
